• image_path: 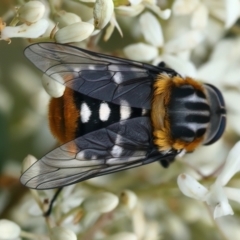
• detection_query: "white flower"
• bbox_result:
[198,37,240,88]
[42,74,66,98]
[18,1,45,24]
[115,4,145,17]
[164,30,203,54]
[55,11,81,28]
[116,0,171,19]
[105,232,138,240]
[197,37,240,134]
[93,0,114,29]
[119,190,138,210]
[22,155,37,173]
[54,22,94,43]
[172,0,240,29]
[139,12,164,47]
[82,192,119,213]
[0,19,48,40]
[123,43,158,62]
[123,11,202,77]
[103,13,123,41]
[51,226,77,240]
[178,141,240,219]
[0,219,21,240]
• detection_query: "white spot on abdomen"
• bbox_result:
[99,102,111,121]
[111,145,123,157]
[120,105,131,120]
[81,102,91,123]
[113,72,123,84]
[120,100,131,120]
[142,109,147,116]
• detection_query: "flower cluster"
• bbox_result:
[1,0,240,239]
[178,141,240,219]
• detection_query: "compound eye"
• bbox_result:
[203,84,226,145]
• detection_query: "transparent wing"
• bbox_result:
[24,43,175,109]
[20,117,176,189]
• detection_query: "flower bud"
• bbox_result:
[119,190,137,210]
[139,12,163,47]
[18,1,45,24]
[55,11,81,28]
[115,4,144,17]
[42,74,66,98]
[0,219,21,240]
[55,22,94,43]
[173,0,199,15]
[123,43,158,61]
[106,232,137,240]
[22,154,37,173]
[206,183,233,219]
[93,0,114,29]
[177,173,208,200]
[51,226,77,240]
[82,192,119,213]
[1,19,48,40]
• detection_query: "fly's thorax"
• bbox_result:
[151,74,226,152]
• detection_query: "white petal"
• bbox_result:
[224,0,240,28]
[104,14,123,41]
[206,0,239,29]
[216,141,240,186]
[55,11,81,28]
[82,192,119,213]
[162,54,197,77]
[139,12,164,47]
[204,182,233,218]
[18,1,45,23]
[93,0,114,29]
[210,38,240,61]
[172,0,200,15]
[55,22,94,43]
[42,74,66,98]
[197,59,228,86]
[123,43,158,62]
[0,219,21,239]
[115,4,144,17]
[213,201,234,219]
[129,0,142,4]
[222,64,240,90]
[224,187,240,204]
[227,114,240,136]
[206,0,225,21]
[51,226,77,240]
[22,155,37,173]
[106,232,137,240]
[224,91,240,114]
[144,3,171,20]
[191,4,208,29]
[1,19,48,39]
[177,173,208,200]
[119,190,138,210]
[131,203,146,239]
[164,214,191,239]
[164,30,204,53]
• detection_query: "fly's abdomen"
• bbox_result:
[48,88,150,144]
